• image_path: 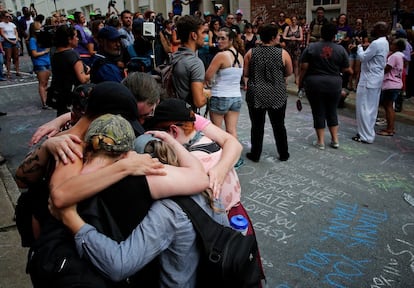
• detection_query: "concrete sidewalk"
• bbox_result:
[0,163,31,287]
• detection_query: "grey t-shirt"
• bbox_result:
[172,47,205,108]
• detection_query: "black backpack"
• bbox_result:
[25,196,136,288]
[153,52,193,100]
[173,197,265,288]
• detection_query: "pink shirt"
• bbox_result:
[191,135,241,211]
[382,51,404,90]
[194,114,210,131]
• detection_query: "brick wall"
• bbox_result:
[250,0,414,31]
[251,0,305,23]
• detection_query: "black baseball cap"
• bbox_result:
[87,81,145,136]
[146,98,195,128]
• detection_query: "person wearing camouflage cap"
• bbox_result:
[84,113,135,153]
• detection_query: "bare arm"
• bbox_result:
[208,31,214,48]
[282,48,293,77]
[282,26,289,40]
[201,123,242,197]
[205,52,223,84]
[191,81,207,108]
[15,134,83,188]
[171,30,180,46]
[50,152,166,208]
[243,49,251,90]
[298,26,303,41]
[31,47,50,58]
[74,60,90,83]
[30,112,72,145]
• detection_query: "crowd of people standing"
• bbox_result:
[0,4,412,157]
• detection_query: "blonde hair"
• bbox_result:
[145,139,221,212]
[144,140,178,166]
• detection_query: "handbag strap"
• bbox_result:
[173,197,227,248]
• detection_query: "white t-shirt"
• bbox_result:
[25,17,34,37]
[0,22,17,39]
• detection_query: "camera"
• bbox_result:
[108,0,116,8]
[143,22,155,38]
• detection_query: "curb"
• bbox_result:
[0,164,20,207]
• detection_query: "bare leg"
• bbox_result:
[209,111,224,130]
[37,70,51,106]
[316,128,325,145]
[223,110,240,139]
[12,46,19,75]
[383,99,395,133]
[328,125,339,143]
[5,48,11,77]
[293,59,299,86]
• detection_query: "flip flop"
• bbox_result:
[376,130,394,136]
[352,135,371,144]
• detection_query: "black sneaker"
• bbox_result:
[246,153,259,163]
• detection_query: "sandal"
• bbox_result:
[376,130,394,136]
[352,135,371,144]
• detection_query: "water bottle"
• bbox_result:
[230,215,248,236]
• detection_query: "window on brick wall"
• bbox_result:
[313,0,340,5]
[309,0,345,23]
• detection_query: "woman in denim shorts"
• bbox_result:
[29,22,51,109]
[205,27,244,167]
[0,12,20,78]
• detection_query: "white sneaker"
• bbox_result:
[312,141,325,150]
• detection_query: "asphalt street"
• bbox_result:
[0,57,414,287]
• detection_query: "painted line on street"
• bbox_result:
[0,81,38,89]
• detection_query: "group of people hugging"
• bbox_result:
[15,70,263,286]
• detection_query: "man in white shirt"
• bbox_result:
[352,22,389,144]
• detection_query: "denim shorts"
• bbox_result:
[381,89,401,102]
[33,65,51,73]
[209,96,242,114]
[348,52,359,61]
[3,39,19,49]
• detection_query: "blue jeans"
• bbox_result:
[0,53,4,78]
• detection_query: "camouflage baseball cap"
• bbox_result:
[85,114,135,152]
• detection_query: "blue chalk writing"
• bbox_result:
[288,249,370,287]
[321,202,388,248]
